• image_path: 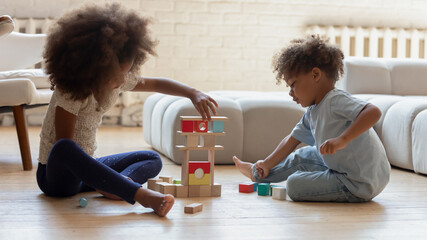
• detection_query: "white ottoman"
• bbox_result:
[412,109,427,174]
[381,99,427,170]
[143,91,305,164]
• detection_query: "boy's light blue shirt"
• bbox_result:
[291,88,390,199]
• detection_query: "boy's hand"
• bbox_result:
[190,90,218,121]
[255,160,270,179]
[320,137,347,155]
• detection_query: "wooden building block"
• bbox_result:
[147,178,162,191]
[181,120,194,132]
[272,186,287,200]
[189,173,211,185]
[208,150,215,185]
[173,179,181,184]
[257,183,270,196]
[200,135,215,147]
[269,185,281,196]
[189,161,211,185]
[188,161,210,174]
[199,185,211,197]
[195,121,208,132]
[185,135,199,147]
[158,182,176,196]
[211,121,224,133]
[175,184,188,198]
[180,150,190,186]
[184,203,203,214]
[159,176,173,183]
[239,182,255,193]
[211,183,221,197]
[188,185,200,197]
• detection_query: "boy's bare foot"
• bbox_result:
[135,188,175,217]
[233,156,256,182]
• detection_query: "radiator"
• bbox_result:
[13,17,53,34]
[307,25,427,59]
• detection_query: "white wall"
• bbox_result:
[2,0,427,92]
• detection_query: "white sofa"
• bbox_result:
[143,57,427,175]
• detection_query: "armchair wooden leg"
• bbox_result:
[12,105,32,171]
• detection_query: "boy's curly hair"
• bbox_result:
[272,35,344,84]
[44,3,157,100]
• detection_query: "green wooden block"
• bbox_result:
[173,179,181,184]
[257,183,270,196]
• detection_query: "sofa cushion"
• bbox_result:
[342,57,391,94]
[386,59,427,95]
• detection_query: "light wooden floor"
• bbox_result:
[1,126,427,240]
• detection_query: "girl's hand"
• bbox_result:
[190,90,218,121]
[320,137,347,155]
[255,160,270,179]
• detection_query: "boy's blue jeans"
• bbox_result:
[252,146,367,202]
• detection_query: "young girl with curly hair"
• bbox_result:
[37,3,218,217]
[233,35,390,202]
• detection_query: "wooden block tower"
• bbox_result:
[147,116,228,198]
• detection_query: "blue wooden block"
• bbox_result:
[253,182,258,191]
[257,183,270,196]
[212,121,224,133]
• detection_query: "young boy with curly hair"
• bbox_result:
[233,35,390,202]
[37,3,218,217]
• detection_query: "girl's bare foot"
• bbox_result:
[135,188,175,217]
[233,156,256,182]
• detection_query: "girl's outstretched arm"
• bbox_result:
[131,77,218,120]
[320,103,381,155]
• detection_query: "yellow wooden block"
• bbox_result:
[188,173,211,185]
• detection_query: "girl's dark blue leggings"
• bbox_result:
[36,139,162,204]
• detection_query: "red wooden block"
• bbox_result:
[182,120,194,132]
[239,182,255,193]
[195,121,208,132]
[188,161,210,174]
